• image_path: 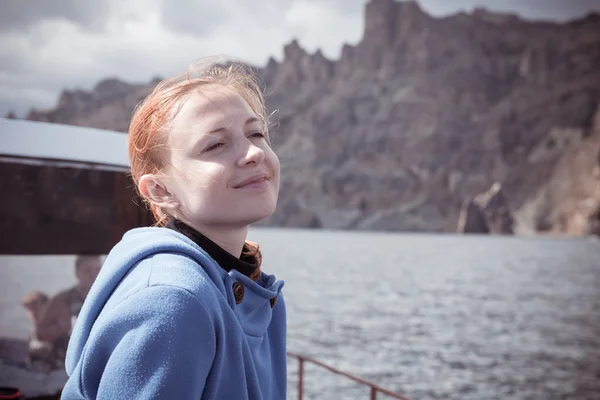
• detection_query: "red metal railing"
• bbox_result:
[287,352,412,400]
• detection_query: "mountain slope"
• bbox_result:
[22,0,600,235]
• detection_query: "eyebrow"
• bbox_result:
[208,117,260,134]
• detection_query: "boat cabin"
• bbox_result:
[0,118,153,255]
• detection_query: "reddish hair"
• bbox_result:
[128,58,268,279]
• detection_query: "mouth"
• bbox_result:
[233,173,270,189]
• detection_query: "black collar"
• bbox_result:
[165,219,258,278]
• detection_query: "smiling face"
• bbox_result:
[150,84,280,230]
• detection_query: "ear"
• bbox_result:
[138,174,179,212]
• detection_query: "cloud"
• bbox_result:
[0,0,112,33]
[1,0,599,117]
[0,0,366,116]
[160,0,232,36]
[281,1,364,52]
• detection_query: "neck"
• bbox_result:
[182,218,248,258]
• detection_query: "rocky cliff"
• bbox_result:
[457,182,515,234]
[22,0,600,236]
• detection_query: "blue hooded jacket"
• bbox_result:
[61,227,286,399]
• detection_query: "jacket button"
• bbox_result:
[270,296,277,309]
[232,282,244,304]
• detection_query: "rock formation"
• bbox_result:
[457,183,514,234]
[23,0,600,236]
[457,198,490,234]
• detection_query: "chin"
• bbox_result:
[238,201,278,226]
[245,207,277,225]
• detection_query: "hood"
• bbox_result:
[64,227,228,374]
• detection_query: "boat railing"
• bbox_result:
[287,351,412,400]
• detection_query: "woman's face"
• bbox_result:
[160,84,280,229]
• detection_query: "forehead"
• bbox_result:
[169,85,257,138]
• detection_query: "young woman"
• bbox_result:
[61,60,286,399]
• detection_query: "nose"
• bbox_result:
[237,141,265,167]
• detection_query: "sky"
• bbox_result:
[1,0,599,117]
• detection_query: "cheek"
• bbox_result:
[272,153,281,190]
[194,163,227,187]
[174,162,224,187]
[173,163,228,204]
[265,148,280,176]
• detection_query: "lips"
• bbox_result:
[233,173,270,189]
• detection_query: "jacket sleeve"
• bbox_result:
[79,285,217,400]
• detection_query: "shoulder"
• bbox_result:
[44,288,74,310]
[112,284,214,328]
[55,287,77,300]
[92,281,217,349]
[107,251,223,316]
[145,252,222,303]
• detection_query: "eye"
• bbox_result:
[248,131,266,139]
[204,142,224,152]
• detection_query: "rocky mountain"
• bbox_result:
[20,0,600,236]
